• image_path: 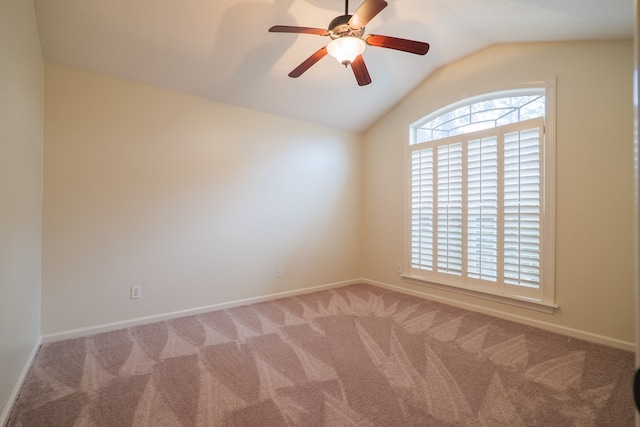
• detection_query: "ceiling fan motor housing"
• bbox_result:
[329,15,364,39]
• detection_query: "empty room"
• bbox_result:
[1,0,636,425]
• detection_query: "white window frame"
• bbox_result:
[403,79,557,313]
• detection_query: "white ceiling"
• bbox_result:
[34,0,633,133]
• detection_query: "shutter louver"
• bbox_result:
[411,148,434,270]
[467,137,498,282]
[437,143,463,275]
[503,127,541,288]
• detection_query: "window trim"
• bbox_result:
[403,78,557,312]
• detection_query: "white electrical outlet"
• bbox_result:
[396,264,402,274]
[131,285,141,299]
[275,268,282,278]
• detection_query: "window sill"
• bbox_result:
[400,274,558,314]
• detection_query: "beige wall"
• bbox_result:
[363,41,635,348]
[42,63,362,335]
[1,20,634,421]
[0,0,44,421]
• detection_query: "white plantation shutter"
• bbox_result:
[467,136,498,282]
[411,149,434,270]
[504,125,542,288]
[408,115,549,304]
[437,144,463,275]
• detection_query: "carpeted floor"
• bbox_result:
[7,283,635,426]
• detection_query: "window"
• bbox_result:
[407,86,555,308]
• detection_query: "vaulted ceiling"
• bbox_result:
[34,0,633,132]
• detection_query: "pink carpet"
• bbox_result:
[8,283,635,426]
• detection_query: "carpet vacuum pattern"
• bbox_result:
[8,283,635,426]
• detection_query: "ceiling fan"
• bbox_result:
[269,0,430,86]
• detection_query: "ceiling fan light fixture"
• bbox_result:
[327,36,366,65]
[270,0,427,85]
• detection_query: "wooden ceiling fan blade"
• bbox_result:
[288,46,328,78]
[366,34,430,55]
[348,0,388,30]
[351,55,372,86]
[269,25,329,36]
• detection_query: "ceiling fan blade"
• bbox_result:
[365,34,430,55]
[351,55,372,86]
[348,0,388,30]
[269,25,329,36]
[288,46,328,78]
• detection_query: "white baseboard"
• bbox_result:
[1,336,42,426]
[37,276,636,351]
[362,278,636,352]
[41,279,361,343]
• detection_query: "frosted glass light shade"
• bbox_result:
[327,37,366,65]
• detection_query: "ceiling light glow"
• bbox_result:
[327,36,366,65]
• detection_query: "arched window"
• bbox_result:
[406,85,556,309]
